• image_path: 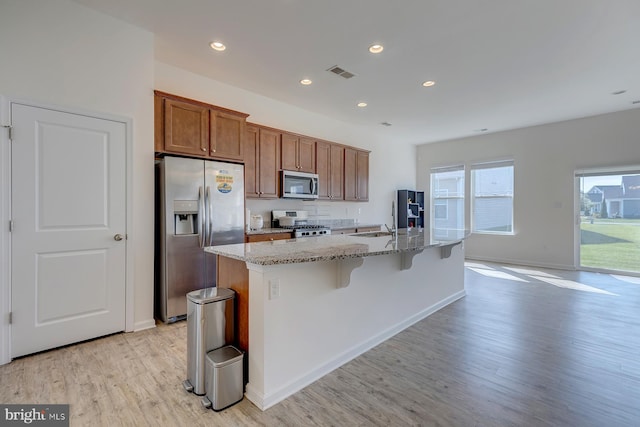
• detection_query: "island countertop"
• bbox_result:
[206,228,468,265]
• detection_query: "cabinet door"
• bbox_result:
[210,111,245,161]
[298,137,316,173]
[356,150,369,201]
[329,144,344,200]
[163,98,209,156]
[281,132,299,171]
[345,148,369,201]
[344,148,357,201]
[258,128,280,198]
[316,141,331,199]
[245,126,259,198]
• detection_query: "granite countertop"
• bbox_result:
[207,228,469,265]
[330,223,381,231]
[245,227,293,236]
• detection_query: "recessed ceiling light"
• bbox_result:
[357,102,367,108]
[369,44,384,54]
[422,80,436,87]
[209,41,226,51]
[612,90,627,95]
[300,79,313,85]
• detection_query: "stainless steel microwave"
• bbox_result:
[281,170,319,199]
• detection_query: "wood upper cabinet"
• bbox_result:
[316,141,344,200]
[160,98,209,157]
[246,124,280,198]
[210,111,245,161]
[154,91,248,161]
[281,133,315,173]
[244,125,259,197]
[344,148,369,201]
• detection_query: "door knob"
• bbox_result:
[114,234,124,241]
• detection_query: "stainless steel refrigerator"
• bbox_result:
[155,156,245,323]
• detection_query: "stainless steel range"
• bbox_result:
[271,210,331,238]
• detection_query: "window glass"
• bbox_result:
[431,166,465,234]
[472,162,514,234]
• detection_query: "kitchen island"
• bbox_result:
[206,229,468,410]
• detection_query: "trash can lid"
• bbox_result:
[207,345,243,367]
[187,287,235,304]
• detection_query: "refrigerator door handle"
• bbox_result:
[198,186,205,248]
[206,185,213,246]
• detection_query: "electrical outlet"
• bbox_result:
[269,279,280,300]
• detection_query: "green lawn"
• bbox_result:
[580,221,640,273]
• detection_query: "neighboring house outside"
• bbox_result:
[586,175,640,218]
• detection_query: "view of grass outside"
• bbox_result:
[579,173,640,273]
[580,218,640,273]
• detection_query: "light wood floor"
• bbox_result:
[2,262,639,426]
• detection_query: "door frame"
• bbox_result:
[0,96,135,365]
[574,166,640,277]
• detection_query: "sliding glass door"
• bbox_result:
[576,169,640,274]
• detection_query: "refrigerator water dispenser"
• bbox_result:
[174,200,198,235]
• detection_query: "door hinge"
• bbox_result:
[2,125,11,140]
[8,312,12,325]
[9,220,14,232]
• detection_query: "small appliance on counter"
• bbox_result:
[271,210,331,238]
[249,214,263,230]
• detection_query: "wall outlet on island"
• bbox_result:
[269,279,280,300]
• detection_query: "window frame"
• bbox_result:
[430,165,465,232]
[471,160,514,235]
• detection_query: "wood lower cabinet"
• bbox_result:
[245,124,280,199]
[154,91,248,162]
[344,148,369,202]
[216,256,249,351]
[282,133,315,173]
[245,232,293,243]
[316,141,344,200]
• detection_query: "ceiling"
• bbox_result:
[72,0,640,145]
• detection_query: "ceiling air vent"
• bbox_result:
[380,122,392,127]
[327,65,355,79]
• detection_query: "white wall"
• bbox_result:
[0,0,418,358]
[417,108,640,269]
[155,61,417,227]
[0,0,156,333]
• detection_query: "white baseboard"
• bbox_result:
[133,318,156,332]
[246,290,466,411]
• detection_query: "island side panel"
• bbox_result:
[244,244,465,410]
[216,255,249,351]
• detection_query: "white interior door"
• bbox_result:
[11,103,126,358]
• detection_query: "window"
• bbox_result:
[471,161,514,234]
[431,166,465,234]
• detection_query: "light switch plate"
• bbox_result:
[269,279,280,300]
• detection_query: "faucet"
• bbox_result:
[385,199,397,237]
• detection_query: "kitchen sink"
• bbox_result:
[350,231,393,238]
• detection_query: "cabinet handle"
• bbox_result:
[201,147,206,152]
[212,149,216,152]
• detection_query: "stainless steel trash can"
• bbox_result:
[202,345,244,411]
[183,287,235,396]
